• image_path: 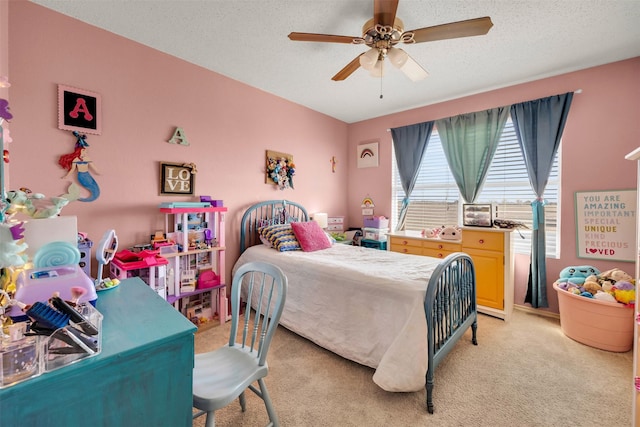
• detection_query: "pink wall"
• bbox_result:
[7,2,639,315]
[7,2,348,282]
[1,1,9,186]
[347,57,640,314]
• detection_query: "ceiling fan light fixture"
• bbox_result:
[387,47,408,68]
[359,48,380,71]
[369,59,385,78]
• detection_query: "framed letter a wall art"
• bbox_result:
[58,84,102,135]
[357,141,379,168]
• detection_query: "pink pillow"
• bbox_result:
[291,221,332,252]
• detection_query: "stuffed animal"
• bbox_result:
[583,280,602,296]
[557,265,601,286]
[5,184,79,219]
[608,280,635,305]
[600,268,634,284]
[439,226,461,241]
[593,291,617,303]
[421,227,441,238]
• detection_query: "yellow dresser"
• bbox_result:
[388,228,514,321]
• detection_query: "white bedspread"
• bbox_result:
[233,244,442,392]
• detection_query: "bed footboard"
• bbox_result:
[424,252,477,414]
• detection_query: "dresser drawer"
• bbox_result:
[326,224,344,232]
[389,236,422,248]
[423,248,452,259]
[422,240,461,252]
[463,230,504,251]
[328,216,344,225]
[390,244,423,255]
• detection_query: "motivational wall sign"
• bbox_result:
[575,189,636,262]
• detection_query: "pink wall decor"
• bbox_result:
[58,84,101,135]
[266,150,295,190]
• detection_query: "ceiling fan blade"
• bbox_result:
[332,54,363,81]
[288,32,359,44]
[407,17,493,43]
[374,0,399,27]
[398,53,429,82]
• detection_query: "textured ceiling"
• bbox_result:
[31,0,640,123]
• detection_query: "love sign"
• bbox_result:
[575,189,636,262]
[160,162,195,195]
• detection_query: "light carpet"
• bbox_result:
[193,309,632,427]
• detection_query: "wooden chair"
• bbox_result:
[192,261,288,427]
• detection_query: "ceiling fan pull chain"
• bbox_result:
[380,62,384,99]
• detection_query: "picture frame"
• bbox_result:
[357,141,379,168]
[160,162,195,195]
[58,84,102,135]
[574,189,636,262]
[463,204,493,227]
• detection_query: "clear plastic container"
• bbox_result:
[1,333,40,388]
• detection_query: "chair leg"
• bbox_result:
[258,378,280,427]
[205,411,216,427]
[239,391,247,412]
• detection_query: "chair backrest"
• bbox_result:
[229,261,288,366]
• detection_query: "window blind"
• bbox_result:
[392,119,560,257]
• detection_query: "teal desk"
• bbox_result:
[0,277,197,426]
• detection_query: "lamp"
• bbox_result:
[312,213,328,229]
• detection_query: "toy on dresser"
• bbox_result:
[421,225,461,240]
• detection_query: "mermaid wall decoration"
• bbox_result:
[58,131,100,202]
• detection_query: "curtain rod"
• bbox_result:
[386,89,582,131]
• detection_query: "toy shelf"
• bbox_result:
[166,283,225,305]
[160,205,229,325]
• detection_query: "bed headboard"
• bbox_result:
[239,200,309,254]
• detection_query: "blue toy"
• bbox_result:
[557,265,601,286]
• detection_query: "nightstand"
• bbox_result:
[361,239,387,250]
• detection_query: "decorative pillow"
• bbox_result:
[259,235,272,247]
[291,221,332,252]
[259,224,301,252]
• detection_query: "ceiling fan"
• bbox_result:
[288,0,493,82]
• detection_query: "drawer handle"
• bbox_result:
[403,248,408,253]
[438,253,444,258]
[403,240,409,245]
[479,239,484,244]
[437,244,443,249]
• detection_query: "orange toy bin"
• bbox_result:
[553,282,634,352]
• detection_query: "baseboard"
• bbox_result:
[514,304,560,320]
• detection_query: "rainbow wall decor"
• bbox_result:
[357,141,379,168]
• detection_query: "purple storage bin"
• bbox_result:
[363,217,389,229]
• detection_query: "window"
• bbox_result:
[391,119,560,257]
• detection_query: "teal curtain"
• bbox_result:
[435,107,509,203]
[391,122,434,230]
[511,92,574,308]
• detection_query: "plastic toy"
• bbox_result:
[5,188,74,219]
[0,221,28,268]
[95,229,118,286]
